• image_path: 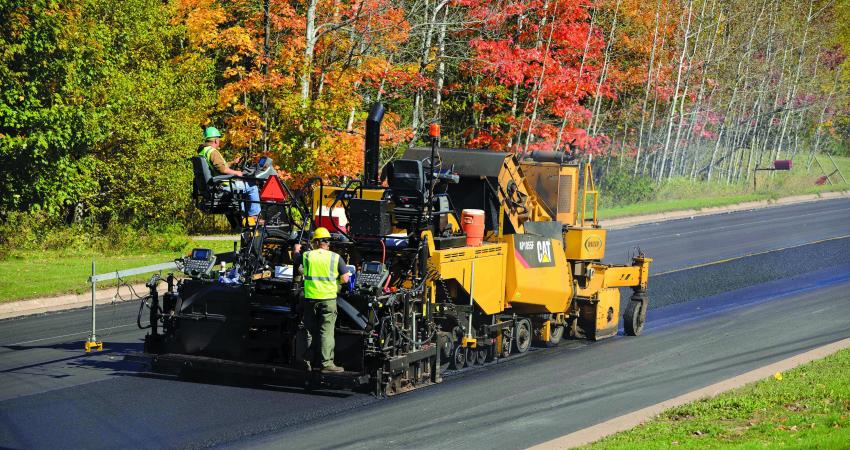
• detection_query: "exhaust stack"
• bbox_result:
[364,102,385,187]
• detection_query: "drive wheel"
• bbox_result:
[465,346,477,367]
[624,300,647,336]
[449,344,466,370]
[499,330,513,359]
[548,324,564,346]
[476,345,490,364]
[438,333,452,372]
[513,318,532,354]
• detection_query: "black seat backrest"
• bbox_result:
[389,159,425,204]
[191,156,213,195]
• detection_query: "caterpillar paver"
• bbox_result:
[140,103,651,395]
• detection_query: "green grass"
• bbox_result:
[598,155,850,219]
[583,347,850,449]
[0,239,236,303]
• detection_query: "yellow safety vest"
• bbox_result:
[198,146,218,174]
[303,249,340,300]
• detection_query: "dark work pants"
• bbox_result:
[302,298,338,368]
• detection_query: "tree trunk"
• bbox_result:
[300,0,318,105]
[634,0,661,176]
[658,1,692,181]
[523,2,557,152]
[433,4,450,122]
[589,0,621,136]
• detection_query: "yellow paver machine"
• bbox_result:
[143,103,651,395]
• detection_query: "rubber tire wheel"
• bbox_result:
[477,345,489,364]
[499,332,512,359]
[513,318,532,354]
[624,300,646,336]
[548,324,564,346]
[439,333,453,360]
[438,333,452,372]
[449,344,466,370]
[465,346,477,367]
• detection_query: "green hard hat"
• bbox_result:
[204,126,222,140]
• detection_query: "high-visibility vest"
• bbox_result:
[198,146,218,174]
[303,249,340,300]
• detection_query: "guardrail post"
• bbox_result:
[81,259,179,352]
[85,260,103,352]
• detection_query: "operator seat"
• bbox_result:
[387,159,452,232]
[191,156,242,224]
[387,159,425,227]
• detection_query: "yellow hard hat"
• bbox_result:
[312,227,331,241]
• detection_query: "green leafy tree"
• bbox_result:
[0,0,216,227]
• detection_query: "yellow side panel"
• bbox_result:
[564,227,606,260]
[431,243,507,315]
[557,166,579,226]
[504,234,573,314]
[594,288,620,332]
[311,186,385,211]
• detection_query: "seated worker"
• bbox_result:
[293,227,351,373]
[198,126,261,222]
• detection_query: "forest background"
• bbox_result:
[1,0,849,255]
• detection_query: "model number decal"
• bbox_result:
[515,235,556,268]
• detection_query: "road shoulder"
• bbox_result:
[530,337,850,449]
[601,190,849,229]
[0,283,148,321]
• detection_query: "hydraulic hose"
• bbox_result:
[137,297,151,329]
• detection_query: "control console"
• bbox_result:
[178,248,217,277]
[354,261,389,294]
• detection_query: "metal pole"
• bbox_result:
[753,167,757,191]
[91,260,96,343]
[827,154,848,184]
[411,312,417,352]
[467,262,475,340]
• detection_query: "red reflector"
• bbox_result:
[773,160,792,170]
[260,175,287,202]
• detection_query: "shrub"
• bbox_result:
[0,211,190,258]
[598,165,656,206]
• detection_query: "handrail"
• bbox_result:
[85,259,179,353]
[580,161,599,227]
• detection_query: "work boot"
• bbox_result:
[321,364,344,373]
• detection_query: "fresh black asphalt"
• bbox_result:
[0,197,848,449]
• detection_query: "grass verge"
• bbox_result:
[583,346,850,449]
[0,239,236,303]
[599,156,850,219]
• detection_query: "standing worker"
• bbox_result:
[294,227,351,373]
[198,126,261,223]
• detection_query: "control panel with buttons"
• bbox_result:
[354,261,389,293]
[178,248,217,277]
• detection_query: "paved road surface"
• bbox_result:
[0,198,848,449]
[247,267,850,449]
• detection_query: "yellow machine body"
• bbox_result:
[575,288,620,340]
[519,162,579,226]
[312,185,385,210]
[411,148,653,344]
[424,234,508,315]
[575,257,653,297]
[564,227,607,261]
[503,234,573,314]
[317,145,653,356]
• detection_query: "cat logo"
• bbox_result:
[584,236,603,251]
[537,240,552,264]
